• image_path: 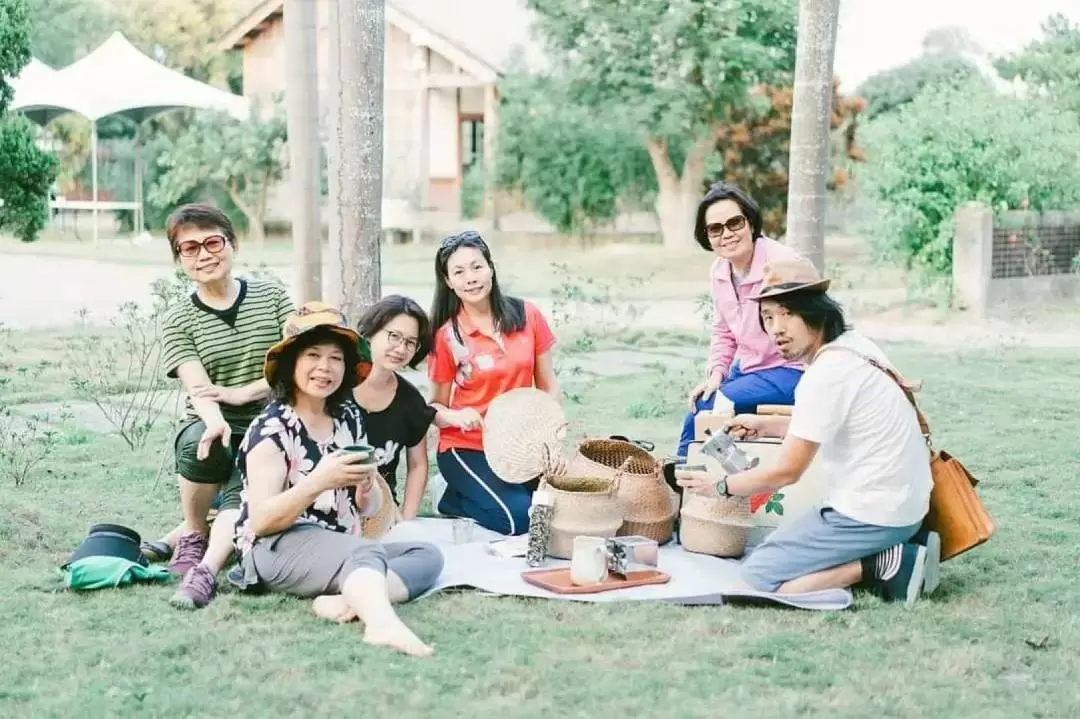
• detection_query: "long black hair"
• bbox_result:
[430,230,526,342]
[356,294,432,368]
[269,326,361,411]
[693,182,763,252]
[758,290,851,344]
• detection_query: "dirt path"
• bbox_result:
[4,253,1078,348]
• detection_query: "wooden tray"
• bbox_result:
[521,567,671,595]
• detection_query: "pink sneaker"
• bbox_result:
[170,564,217,610]
[168,532,208,576]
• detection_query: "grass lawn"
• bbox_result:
[1,336,1076,717]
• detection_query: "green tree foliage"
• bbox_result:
[0,0,32,112]
[0,0,58,243]
[859,80,1080,279]
[149,108,287,244]
[525,0,797,247]
[0,116,59,242]
[995,13,1080,117]
[495,71,656,234]
[26,0,113,68]
[856,53,984,120]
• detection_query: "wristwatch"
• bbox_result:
[714,475,731,498]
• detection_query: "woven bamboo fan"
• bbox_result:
[679,493,755,558]
[360,473,399,539]
[484,387,568,484]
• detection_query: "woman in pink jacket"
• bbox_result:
[676,183,805,459]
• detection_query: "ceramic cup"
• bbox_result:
[569,535,610,586]
[340,443,376,465]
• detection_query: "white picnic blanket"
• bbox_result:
[384,518,852,611]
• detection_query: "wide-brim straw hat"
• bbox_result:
[263,301,371,387]
[749,256,831,301]
[483,387,568,484]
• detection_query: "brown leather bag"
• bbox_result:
[818,346,995,561]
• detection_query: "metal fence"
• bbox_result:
[991,211,1080,279]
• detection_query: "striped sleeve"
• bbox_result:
[161,304,199,379]
[274,283,295,332]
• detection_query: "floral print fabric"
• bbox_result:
[233,399,379,557]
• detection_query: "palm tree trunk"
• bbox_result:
[326,0,384,318]
[785,0,841,271]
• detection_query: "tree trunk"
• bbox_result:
[224,183,265,247]
[326,0,384,319]
[785,0,841,272]
[284,0,323,304]
[646,135,713,249]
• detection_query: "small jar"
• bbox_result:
[526,489,555,567]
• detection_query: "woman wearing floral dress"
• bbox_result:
[232,302,443,657]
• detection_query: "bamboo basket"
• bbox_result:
[679,493,755,558]
[540,474,624,559]
[566,438,677,544]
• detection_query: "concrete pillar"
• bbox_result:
[284,0,323,303]
[482,82,500,229]
[952,202,994,317]
[413,44,430,242]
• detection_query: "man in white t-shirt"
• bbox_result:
[676,257,939,605]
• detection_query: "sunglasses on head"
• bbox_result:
[175,234,228,258]
[705,215,748,238]
[438,230,487,255]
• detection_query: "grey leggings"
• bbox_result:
[249,523,444,600]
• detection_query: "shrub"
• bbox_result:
[859,81,1080,280]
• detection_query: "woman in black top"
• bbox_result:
[353,295,438,519]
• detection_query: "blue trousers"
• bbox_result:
[675,363,804,459]
[436,449,535,536]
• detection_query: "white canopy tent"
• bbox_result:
[9,59,98,125]
[10,32,251,241]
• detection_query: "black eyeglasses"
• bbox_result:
[438,230,487,255]
[705,215,748,238]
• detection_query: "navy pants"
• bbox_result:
[675,363,804,459]
[436,449,535,536]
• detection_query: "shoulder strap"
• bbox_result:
[815,345,933,446]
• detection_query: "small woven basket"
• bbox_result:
[567,437,658,477]
[679,493,755,558]
[567,438,676,544]
[484,387,568,484]
[360,473,399,540]
[540,474,624,559]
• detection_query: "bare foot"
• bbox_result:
[312,595,357,623]
[362,619,433,657]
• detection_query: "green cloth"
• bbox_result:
[62,556,171,591]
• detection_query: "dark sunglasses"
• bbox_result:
[438,230,488,256]
[175,234,228,258]
[705,215,748,237]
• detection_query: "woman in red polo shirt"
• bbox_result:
[427,230,560,535]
